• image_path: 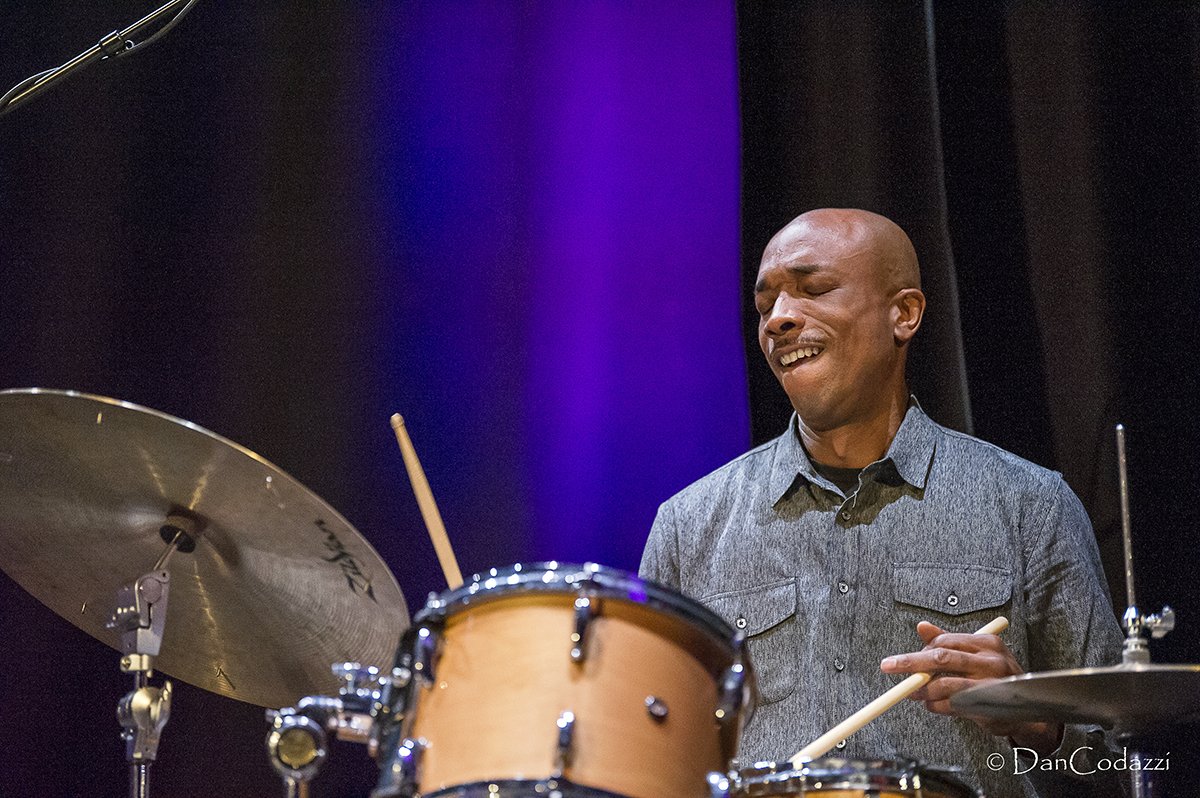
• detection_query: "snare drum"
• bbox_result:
[733,759,979,798]
[372,562,753,798]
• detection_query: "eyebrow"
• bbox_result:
[754,263,820,294]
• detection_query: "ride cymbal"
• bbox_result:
[0,388,408,708]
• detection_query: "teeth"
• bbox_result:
[781,347,820,366]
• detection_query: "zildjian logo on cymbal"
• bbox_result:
[317,519,378,602]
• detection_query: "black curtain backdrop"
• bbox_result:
[2,2,1199,796]
[739,1,1200,786]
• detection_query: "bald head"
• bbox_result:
[754,208,926,450]
[765,208,921,295]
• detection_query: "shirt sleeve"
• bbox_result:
[639,499,682,589]
[1024,476,1123,673]
[1023,475,1126,794]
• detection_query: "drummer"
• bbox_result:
[639,209,1124,797]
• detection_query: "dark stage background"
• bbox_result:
[1,2,1197,796]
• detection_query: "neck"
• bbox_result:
[796,388,910,469]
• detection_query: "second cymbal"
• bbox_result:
[950,662,1200,732]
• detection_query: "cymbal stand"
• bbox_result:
[107,520,193,798]
[1114,424,1176,798]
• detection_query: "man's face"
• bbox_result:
[754,216,904,431]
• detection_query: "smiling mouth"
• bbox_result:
[780,346,822,366]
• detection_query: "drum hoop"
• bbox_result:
[736,758,976,797]
[414,562,738,646]
[421,778,633,798]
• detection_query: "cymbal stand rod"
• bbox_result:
[1115,424,1175,665]
[152,531,183,572]
[153,513,199,572]
[130,697,150,798]
[1116,424,1136,612]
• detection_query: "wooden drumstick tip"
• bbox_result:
[390,413,405,431]
[979,616,1009,635]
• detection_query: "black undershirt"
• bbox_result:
[812,459,863,496]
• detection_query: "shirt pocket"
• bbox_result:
[892,561,1012,623]
[702,578,798,706]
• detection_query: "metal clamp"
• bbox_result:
[109,570,170,658]
[118,679,172,762]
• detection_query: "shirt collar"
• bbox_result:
[768,398,937,503]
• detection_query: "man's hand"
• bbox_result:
[879,621,1062,754]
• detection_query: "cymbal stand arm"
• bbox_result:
[1115,424,1175,665]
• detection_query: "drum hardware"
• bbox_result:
[107,520,197,798]
[571,595,596,662]
[267,662,408,796]
[553,710,577,776]
[411,626,440,685]
[731,758,979,798]
[267,702,332,796]
[707,771,734,798]
[373,737,426,798]
[716,657,752,725]
[952,424,1200,798]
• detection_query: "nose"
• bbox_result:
[763,292,804,336]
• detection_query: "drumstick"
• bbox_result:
[390,413,464,590]
[788,616,1009,764]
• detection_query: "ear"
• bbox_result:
[892,288,925,344]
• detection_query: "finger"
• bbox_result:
[916,675,979,703]
[881,646,977,675]
[916,620,945,646]
[924,630,1010,655]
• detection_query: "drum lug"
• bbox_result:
[370,736,426,798]
[706,771,733,798]
[716,660,751,726]
[552,710,576,777]
[570,596,595,662]
[413,626,439,684]
[369,626,425,761]
[645,695,669,722]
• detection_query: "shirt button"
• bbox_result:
[834,658,845,672]
[835,739,847,750]
[947,593,959,608]
[735,616,748,629]
[838,581,849,594]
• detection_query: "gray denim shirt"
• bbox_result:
[640,403,1124,798]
